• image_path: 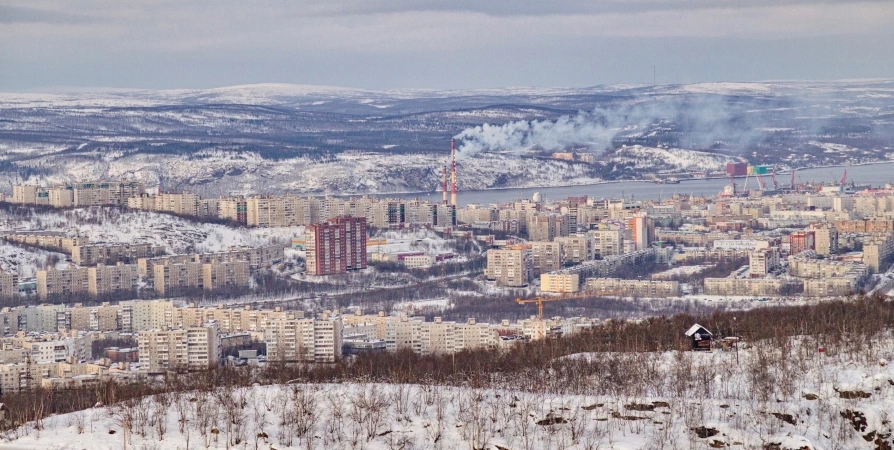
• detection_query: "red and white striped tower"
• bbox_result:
[450,138,457,206]
[441,165,448,204]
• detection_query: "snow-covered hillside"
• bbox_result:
[6,338,894,449]
[9,151,603,195]
[0,207,300,256]
[610,145,738,173]
[2,80,893,195]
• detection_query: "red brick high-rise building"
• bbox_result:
[330,216,367,271]
[789,231,815,256]
[305,216,367,276]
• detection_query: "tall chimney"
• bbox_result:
[441,165,448,204]
[451,138,457,206]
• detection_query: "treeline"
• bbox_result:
[0,293,890,433]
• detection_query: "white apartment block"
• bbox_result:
[788,252,869,279]
[584,277,681,298]
[531,241,563,276]
[588,229,624,257]
[72,243,161,266]
[803,277,857,297]
[863,232,894,273]
[485,248,531,287]
[3,233,85,253]
[540,273,580,293]
[704,278,786,296]
[138,321,221,373]
[556,233,593,263]
[264,314,343,363]
[36,268,89,299]
[87,263,137,296]
[0,271,18,299]
[749,248,781,278]
[384,316,501,355]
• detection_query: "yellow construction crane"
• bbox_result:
[516,290,622,321]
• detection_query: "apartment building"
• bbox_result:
[527,213,570,242]
[589,229,624,257]
[36,267,90,299]
[12,185,49,205]
[385,316,424,353]
[749,248,781,278]
[138,254,198,279]
[3,233,85,253]
[36,263,136,300]
[264,314,343,363]
[61,302,122,332]
[120,300,175,332]
[174,304,290,333]
[138,321,221,373]
[0,271,18,299]
[788,252,869,279]
[674,248,749,263]
[703,278,786,296]
[219,198,248,224]
[809,223,839,256]
[153,260,249,295]
[547,249,656,280]
[530,241,563,276]
[540,273,580,293]
[72,243,162,266]
[128,192,220,218]
[834,219,894,234]
[306,216,367,276]
[655,231,737,247]
[863,232,894,273]
[0,361,98,393]
[584,277,680,298]
[458,205,499,224]
[153,261,203,295]
[203,260,250,292]
[789,231,816,255]
[556,233,592,263]
[330,216,367,270]
[485,248,531,287]
[627,215,655,251]
[803,277,857,297]
[87,263,137,296]
[13,181,145,208]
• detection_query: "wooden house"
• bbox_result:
[685,324,713,351]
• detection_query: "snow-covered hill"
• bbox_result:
[6,338,894,449]
[1,80,893,195]
[0,207,300,257]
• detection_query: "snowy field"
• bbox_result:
[6,334,894,449]
[0,207,301,256]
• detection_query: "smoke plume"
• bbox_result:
[452,95,799,159]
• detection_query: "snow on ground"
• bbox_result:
[0,242,67,277]
[611,145,735,173]
[0,207,300,255]
[392,297,452,314]
[651,264,712,279]
[369,228,458,256]
[8,336,894,449]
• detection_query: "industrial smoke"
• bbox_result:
[452,95,786,158]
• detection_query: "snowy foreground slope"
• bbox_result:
[8,338,894,450]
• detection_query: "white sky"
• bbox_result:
[2,0,893,90]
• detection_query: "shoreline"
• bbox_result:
[336,158,894,199]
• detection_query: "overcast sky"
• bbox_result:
[2,0,893,91]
